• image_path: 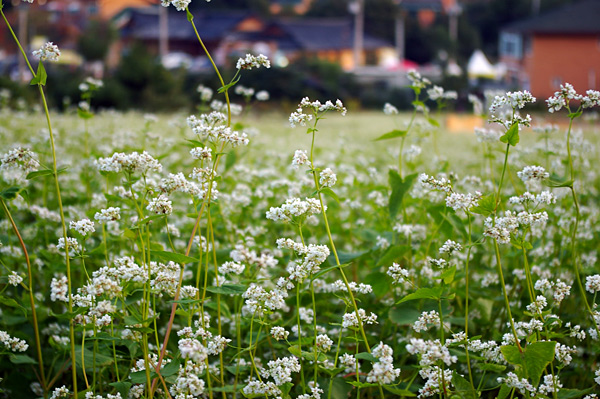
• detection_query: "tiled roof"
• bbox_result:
[503,0,600,34]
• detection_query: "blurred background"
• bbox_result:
[0,0,597,112]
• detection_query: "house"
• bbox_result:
[499,0,600,98]
[223,18,394,71]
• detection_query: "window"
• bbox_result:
[500,32,523,59]
[551,77,563,89]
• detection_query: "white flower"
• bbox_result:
[256,90,270,101]
[319,168,337,187]
[271,326,289,341]
[8,272,23,287]
[383,102,398,115]
[292,150,309,169]
[236,54,271,70]
[32,42,61,62]
[69,219,95,237]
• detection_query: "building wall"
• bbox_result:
[528,34,600,98]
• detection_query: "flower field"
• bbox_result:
[2,2,600,399]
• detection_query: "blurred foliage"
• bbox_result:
[77,20,117,62]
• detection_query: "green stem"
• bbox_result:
[1,199,47,397]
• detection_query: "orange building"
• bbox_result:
[500,0,600,99]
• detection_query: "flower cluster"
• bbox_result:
[32,42,61,62]
[236,54,271,70]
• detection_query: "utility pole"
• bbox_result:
[18,4,28,82]
[350,0,364,69]
[395,9,405,62]
[159,3,169,58]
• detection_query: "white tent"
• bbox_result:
[467,50,496,79]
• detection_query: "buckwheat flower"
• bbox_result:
[539,375,562,395]
[0,147,39,172]
[161,0,191,11]
[316,334,333,352]
[179,338,208,363]
[266,356,301,386]
[474,127,502,143]
[197,84,213,102]
[271,326,289,341]
[218,261,245,275]
[439,240,462,255]
[94,207,121,223]
[146,195,172,215]
[376,235,390,250]
[69,219,95,237]
[255,90,270,101]
[555,343,576,366]
[387,262,409,284]
[291,150,309,169]
[342,309,378,328]
[546,83,581,113]
[419,173,452,193]
[236,54,271,70]
[289,108,313,127]
[535,191,556,205]
[498,372,536,396]
[517,165,549,182]
[413,310,441,333]
[235,85,255,97]
[33,42,61,62]
[319,168,337,187]
[367,342,401,384]
[383,102,398,115]
[427,85,457,101]
[468,94,484,115]
[57,237,80,253]
[8,271,23,287]
[526,295,547,313]
[586,275,600,293]
[595,369,600,385]
[190,146,212,162]
[407,69,431,89]
[582,90,600,108]
[50,275,69,302]
[50,385,70,399]
[445,191,481,212]
[22,0,35,3]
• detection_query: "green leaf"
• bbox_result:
[0,186,23,201]
[152,250,198,264]
[388,171,417,220]
[160,357,181,377]
[397,286,443,304]
[499,122,519,146]
[109,382,132,399]
[439,266,456,285]
[30,62,47,86]
[26,169,54,180]
[389,305,421,326]
[543,179,573,188]
[568,110,583,119]
[377,245,410,267]
[374,129,408,141]
[452,371,477,399]
[496,384,511,399]
[557,387,595,399]
[77,108,94,119]
[347,381,379,388]
[470,194,495,216]
[319,187,340,204]
[327,377,353,399]
[129,369,158,384]
[0,295,27,317]
[225,150,237,171]
[186,8,194,21]
[327,250,367,266]
[133,214,165,226]
[475,363,506,373]
[205,284,246,295]
[501,341,556,386]
[9,354,37,364]
[364,272,390,297]
[383,386,416,397]
[355,352,377,362]
[427,117,440,127]
[218,75,241,93]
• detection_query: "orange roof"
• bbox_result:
[99,0,156,19]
